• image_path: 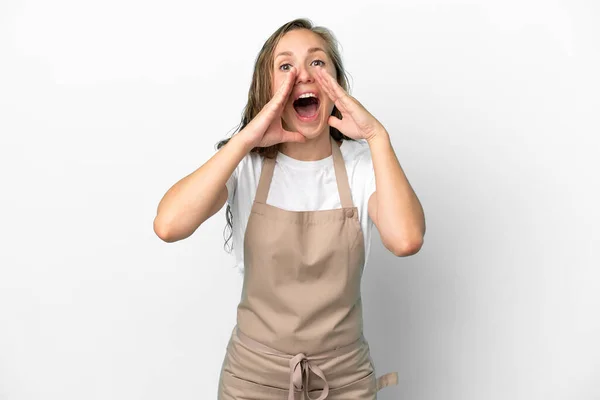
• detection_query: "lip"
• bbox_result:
[292,89,320,122]
[293,90,320,101]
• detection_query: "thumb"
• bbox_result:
[328,115,343,131]
[281,130,307,143]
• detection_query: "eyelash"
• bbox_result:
[279,59,325,71]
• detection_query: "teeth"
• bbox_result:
[297,92,317,99]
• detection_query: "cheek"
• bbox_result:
[271,74,281,97]
[272,70,289,91]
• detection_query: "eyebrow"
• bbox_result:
[275,47,327,59]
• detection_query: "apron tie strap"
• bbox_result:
[288,353,329,400]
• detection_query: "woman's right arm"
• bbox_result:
[153,133,253,243]
[154,67,302,243]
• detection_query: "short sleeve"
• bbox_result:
[365,161,376,199]
[358,147,377,224]
[215,142,242,207]
[225,166,238,206]
[361,150,376,200]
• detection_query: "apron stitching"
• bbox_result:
[221,136,398,398]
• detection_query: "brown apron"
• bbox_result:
[218,136,398,399]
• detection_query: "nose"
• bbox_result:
[295,64,315,85]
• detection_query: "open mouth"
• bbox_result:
[293,93,320,122]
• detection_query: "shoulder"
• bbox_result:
[233,150,264,176]
[342,138,371,157]
[341,139,373,170]
[226,149,264,205]
[341,139,376,198]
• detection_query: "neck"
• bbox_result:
[279,132,341,161]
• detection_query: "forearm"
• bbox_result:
[154,133,253,241]
[367,129,425,251]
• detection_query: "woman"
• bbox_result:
[154,18,426,399]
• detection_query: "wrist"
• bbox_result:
[366,127,390,146]
[232,130,256,153]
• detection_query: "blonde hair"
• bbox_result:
[217,18,353,252]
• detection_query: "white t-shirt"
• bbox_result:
[225,138,377,274]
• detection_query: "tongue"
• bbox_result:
[296,103,318,118]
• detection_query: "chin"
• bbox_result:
[297,124,325,139]
[284,105,333,140]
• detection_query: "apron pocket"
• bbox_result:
[307,371,377,400]
[219,370,289,400]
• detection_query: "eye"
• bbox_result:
[311,59,325,67]
[279,63,292,71]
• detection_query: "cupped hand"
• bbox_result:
[314,67,385,142]
[241,67,306,149]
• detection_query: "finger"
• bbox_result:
[271,68,297,109]
[315,68,347,113]
[317,67,347,99]
[316,68,354,112]
[314,68,336,102]
[315,68,340,99]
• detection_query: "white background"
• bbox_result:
[1,0,599,399]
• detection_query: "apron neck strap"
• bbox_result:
[255,136,354,208]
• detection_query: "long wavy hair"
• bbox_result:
[216,18,354,253]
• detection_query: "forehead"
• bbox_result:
[274,29,327,56]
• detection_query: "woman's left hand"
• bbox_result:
[314,67,385,142]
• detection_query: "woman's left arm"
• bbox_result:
[366,130,425,257]
[314,67,425,257]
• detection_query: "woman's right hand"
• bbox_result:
[240,67,306,149]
